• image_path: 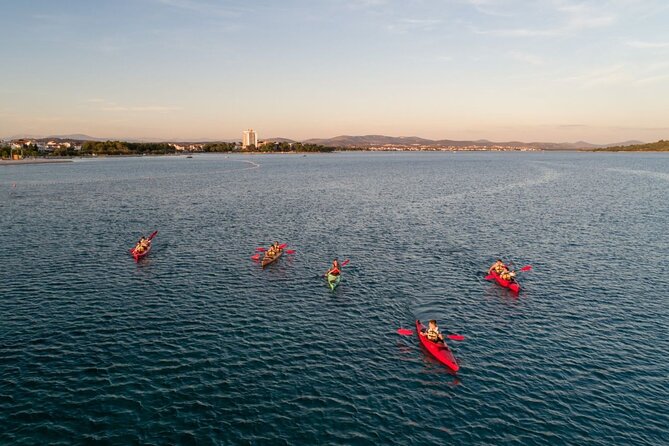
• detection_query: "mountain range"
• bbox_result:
[3,133,644,150]
[275,135,645,150]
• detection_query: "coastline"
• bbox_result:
[4,149,667,164]
[0,158,73,166]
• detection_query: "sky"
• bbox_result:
[1,0,668,144]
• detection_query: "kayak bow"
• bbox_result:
[327,272,341,291]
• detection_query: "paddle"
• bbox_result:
[256,243,287,252]
[485,264,532,280]
[503,262,531,273]
[285,250,296,254]
[131,230,158,253]
[397,328,465,341]
[251,254,261,261]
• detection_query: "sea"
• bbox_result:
[1,151,668,445]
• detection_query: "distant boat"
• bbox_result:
[186,155,193,158]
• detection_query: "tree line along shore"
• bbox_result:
[2,139,668,159]
[0,140,337,158]
[590,140,669,152]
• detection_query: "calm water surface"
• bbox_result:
[1,152,668,445]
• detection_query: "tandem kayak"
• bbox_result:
[416,320,459,372]
[486,270,520,293]
[261,249,283,267]
[129,230,157,262]
[327,272,341,291]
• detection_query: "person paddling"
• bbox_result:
[265,241,281,257]
[327,258,341,277]
[499,269,516,282]
[489,259,508,275]
[420,319,445,344]
[135,236,148,253]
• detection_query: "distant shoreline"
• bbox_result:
[3,149,667,165]
[588,140,668,152]
[587,150,669,153]
[0,158,73,166]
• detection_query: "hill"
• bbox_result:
[303,135,434,147]
[300,135,640,150]
[592,140,669,152]
[263,137,297,144]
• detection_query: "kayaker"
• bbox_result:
[327,258,341,276]
[489,259,508,274]
[135,237,147,252]
[266,242,278,257]
[421,320,444,344]
[499,270,516,281]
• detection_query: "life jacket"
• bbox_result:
[329,265,340,275]
[426,327,440,342]
[501,271,515,281]
[494,263,506,273]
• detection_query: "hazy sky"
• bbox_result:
[1,0,668,143]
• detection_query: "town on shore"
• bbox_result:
[2,129,666,160]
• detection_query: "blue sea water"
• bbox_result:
[1,152,668,445]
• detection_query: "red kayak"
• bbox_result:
[129,230,158,262]
[486,269,520,293]
[416,320,459,372]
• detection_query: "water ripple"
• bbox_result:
[1,152,668,444]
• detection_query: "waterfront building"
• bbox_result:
[242,129,257,148]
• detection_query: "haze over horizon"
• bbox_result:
[2,0,668,144]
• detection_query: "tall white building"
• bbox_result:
[242,129,257,148]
